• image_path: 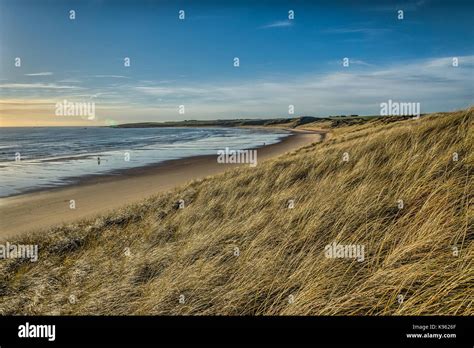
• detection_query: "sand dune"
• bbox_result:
[0,109,471,316]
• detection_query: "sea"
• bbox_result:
[0,127,289,197]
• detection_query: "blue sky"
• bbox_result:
[0,0,473,125]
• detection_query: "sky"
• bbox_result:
[0,0,473,126]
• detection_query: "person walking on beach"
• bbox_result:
[97,156,101,165]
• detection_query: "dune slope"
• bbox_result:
[0,108,472,315]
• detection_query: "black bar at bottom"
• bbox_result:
[0,316,471,347]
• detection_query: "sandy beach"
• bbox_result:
[0,130,324,239]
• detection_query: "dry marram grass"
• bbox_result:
[0,108,472,315]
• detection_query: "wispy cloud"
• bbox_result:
[0,83,81,89]
[129,55,473,118]
[260,20,293,29]
[24,72,53,76]
[93,75,130,79]
[350,59,373,67]
[323,26,392,42]
[330,59,374,67]
[324,27,391,35]
[134,86,208,98]
[0,98,58,105]
[57,79,82,83]
[369,0,428,12]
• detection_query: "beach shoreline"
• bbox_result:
[0,129,325,239]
